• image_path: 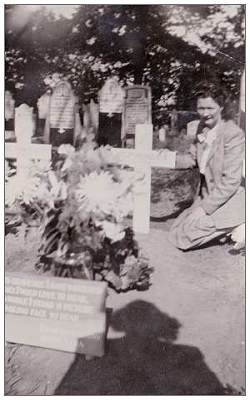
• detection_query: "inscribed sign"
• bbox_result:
[5,272,108,357]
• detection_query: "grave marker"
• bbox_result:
[5,272,108,357]
[108,124,176,233]
[98,77,125,147]
[5,104,51,180]
[49,80,76,146]
[37,90,51,143]
[123,85,152,148]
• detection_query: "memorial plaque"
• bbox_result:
[123,86,152,147]
[5,272,108,357]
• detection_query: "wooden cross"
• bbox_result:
[109,124,176,234]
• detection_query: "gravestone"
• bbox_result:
[49,80,76,146]
[5,91,15,141]
[37,90,51,143]
[15,104,35,144]
[82,99,99,134]
[5,272,108,357]
[98,77,125,147]
[5,105,52,182]
[123,85,152,148]
[158,127,166,142]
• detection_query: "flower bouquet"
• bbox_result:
[5,141,153,292]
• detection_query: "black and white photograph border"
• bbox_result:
[3,1,247,396]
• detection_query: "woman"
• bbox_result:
[169,82,245,250]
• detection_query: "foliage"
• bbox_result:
[5,141,153,292]
[5,5,245,111]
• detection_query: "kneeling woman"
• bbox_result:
[169,82,245,250]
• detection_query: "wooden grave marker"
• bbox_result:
[108,124,176,234]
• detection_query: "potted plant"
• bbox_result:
[5,141,153,292]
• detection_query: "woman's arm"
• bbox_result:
[175,143,197,169]
[201,126,245,215]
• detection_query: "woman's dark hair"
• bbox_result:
[194,81,227,107]
[193,81,237,121]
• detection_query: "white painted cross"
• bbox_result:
[5,104,52,180]
[108,124,176,234]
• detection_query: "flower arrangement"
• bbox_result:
[5,141,153,291]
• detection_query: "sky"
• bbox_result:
[30,5,79,19]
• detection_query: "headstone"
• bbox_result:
[123,85,152,148]
[89,99,99,133]
[5,91,15,141]
[5,272,108,357]
[15,104,35,144]
[82,100,98,132]
[158,127,166,142]
[73,96,83,145]
[170,109,178,130]
[98,77,125,147]
[6,106,52,181]
[49,80,76,146]
[37,90,51,143]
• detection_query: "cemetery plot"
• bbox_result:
[5,272,108,357]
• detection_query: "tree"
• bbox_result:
[5,5,245,113]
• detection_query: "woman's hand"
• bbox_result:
[176,152,196,169]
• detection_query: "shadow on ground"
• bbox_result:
[55,300,226,395]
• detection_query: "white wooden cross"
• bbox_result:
[109,124,176,234]
[5,104,52,180]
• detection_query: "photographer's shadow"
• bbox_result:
[55,300,225,395]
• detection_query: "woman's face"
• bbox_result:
[197,96,223,129]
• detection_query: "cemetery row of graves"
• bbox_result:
[5,76,155,147]
[5,75,197,148]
